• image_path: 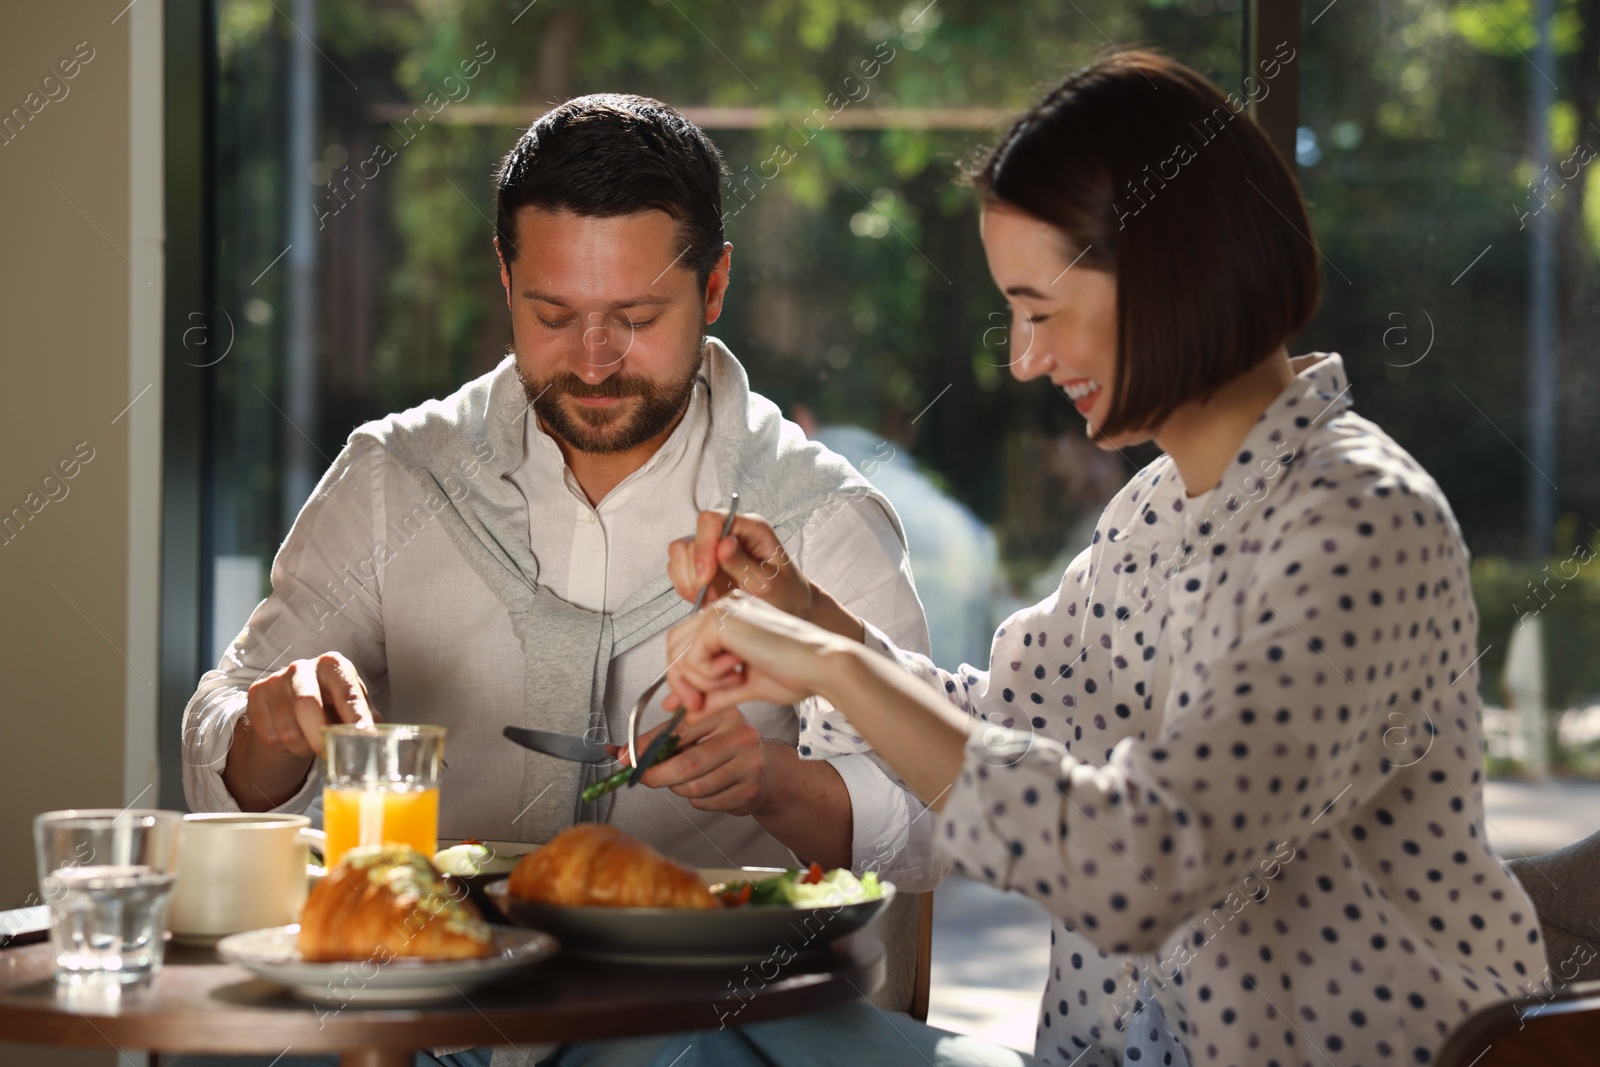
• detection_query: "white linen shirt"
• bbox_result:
[183,372,940,889]
[805,354,1545,1065]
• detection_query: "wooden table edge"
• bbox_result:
[0,931,887,1055]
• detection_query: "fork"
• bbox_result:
[624,493,741,778]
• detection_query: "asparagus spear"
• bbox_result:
[581,734,680,803]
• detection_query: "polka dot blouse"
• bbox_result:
[801,354,1546,1066]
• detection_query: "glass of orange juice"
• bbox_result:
[320,724,444,867]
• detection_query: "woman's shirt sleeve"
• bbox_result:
[934,470,1471,956]
[796,545,1096,762]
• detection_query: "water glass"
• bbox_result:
[321,723,445,867]
[34,809,184,981]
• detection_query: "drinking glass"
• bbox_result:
[34,809,185,981]
[321,723,444,867]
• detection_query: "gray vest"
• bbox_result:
[350,339,906,844]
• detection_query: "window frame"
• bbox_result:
[159,0,216,810]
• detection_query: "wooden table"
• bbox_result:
[0,933,885,1066]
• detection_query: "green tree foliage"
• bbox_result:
[212,0,1600,716]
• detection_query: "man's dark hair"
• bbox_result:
[494,93,730,289]
[972,50,1320,440]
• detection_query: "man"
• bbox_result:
[182,94,936,902]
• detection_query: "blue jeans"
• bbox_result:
[536,999,1039,1066]
[162,1000,1038,1067]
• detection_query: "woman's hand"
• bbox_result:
[668,511,812,614]
[664,593,853,715]
[666,592,971,811]
[667,511,865,642]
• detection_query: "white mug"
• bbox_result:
[168,812,314,941]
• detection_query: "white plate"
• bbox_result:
[216,925,558,1006]
[434,839,535,878]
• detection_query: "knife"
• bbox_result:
[502,724,612,764]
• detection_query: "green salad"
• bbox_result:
[710,862,886,908]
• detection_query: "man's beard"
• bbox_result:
[519,344,704,456]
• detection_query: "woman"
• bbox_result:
[656,50,1545,1067]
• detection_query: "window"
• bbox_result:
[200,0,1243,675]
[183,3,1600,778]
[1296,0,1595,774]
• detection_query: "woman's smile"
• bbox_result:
[1059,376,1103,416]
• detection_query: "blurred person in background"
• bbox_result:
[792,407,1001,669]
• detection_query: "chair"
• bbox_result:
[1435,830,1600,1064]
[1436,979,1600,1066]
[867,889,935,1021]
[1505,830,1600,986]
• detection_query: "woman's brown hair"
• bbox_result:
[974,49,1320,439]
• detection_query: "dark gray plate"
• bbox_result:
[483,874,895,964]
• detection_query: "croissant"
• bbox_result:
[297,844,494,962]
[509,823,718,909]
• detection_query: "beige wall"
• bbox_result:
[0,0,162,1063]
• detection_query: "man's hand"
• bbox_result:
[223,652,378,810]
[242,651,377,756]
[615,704,773,816]
[639,595,862,869]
